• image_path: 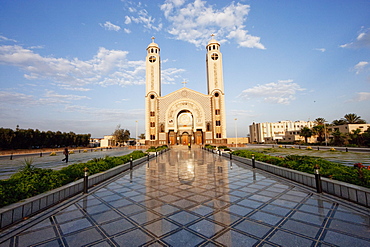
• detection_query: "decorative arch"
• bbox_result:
[165,99,206,133]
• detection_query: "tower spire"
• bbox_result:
[151,36,155,43]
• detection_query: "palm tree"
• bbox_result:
[299,127,313,143]
[331,119,346,126]
[342,113,366,124]
[314,118,326,125]
[312,125,325,145]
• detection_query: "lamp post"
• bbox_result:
[324,122,327,146]
[136,120,138,149]
[234,118,238,148]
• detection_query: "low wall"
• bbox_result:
[0,150,168,230]
[205,148,370,207]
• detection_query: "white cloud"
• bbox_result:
[160,0,265,49]
[124,16,132,24]
[230,109,256,117]
[0,45,147,88]
[124,28,131,34]
[340,27,370,48]
[124,3,162,32]
[100,21,121,31]
[353,92,370,101]
[0,35,17,43]
[239,79,305,105]
[314,48,326,52]
[161,68,186,84]
[353,61,369,74]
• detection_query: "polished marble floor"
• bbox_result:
[1,148,369,246]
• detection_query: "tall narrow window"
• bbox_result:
[215,109,220,115]
[216,120,221,126]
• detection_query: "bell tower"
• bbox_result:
[145,37,161,143]
[206,35,227,141]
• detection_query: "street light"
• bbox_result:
[324,121,327,146]
[136,120,138,149]
[235,118,238,148]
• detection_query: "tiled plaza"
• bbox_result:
[1,148,369,246]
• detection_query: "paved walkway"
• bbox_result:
[1,148,369,246]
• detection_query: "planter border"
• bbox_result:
[214,150,370,207]
[0,150,169,230]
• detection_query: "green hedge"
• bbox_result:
[232,150,370,188]
[0,151,146,207]
[146,145,168,152]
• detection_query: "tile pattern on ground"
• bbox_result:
[1,148,369,246]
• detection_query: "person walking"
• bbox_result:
[62,147,69,163]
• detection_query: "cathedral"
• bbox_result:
[145,36,227,146]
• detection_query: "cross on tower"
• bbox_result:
[211,34,215,38]
[151,36,155,42]
[182,81,188,88]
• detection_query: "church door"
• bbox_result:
[195,131,203,145]
[181,133,189,145]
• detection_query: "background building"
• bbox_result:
[145,37,227,146]
[249,120,316,143]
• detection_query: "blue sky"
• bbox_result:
[0,0,369,138]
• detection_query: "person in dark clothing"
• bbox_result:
[62,147,69,163]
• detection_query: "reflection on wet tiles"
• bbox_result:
[55,209,85,223]
[268,230,314,246]
[113,228,154,246]
[153,204,180,216]
[64,228,102,246]
[215,229,259,246]
[234,219,271,238]
[333,209,370,225]
[99,194,123,202]
[261,204,292,217]
[172,199,197,208]
[17,227,56,246]
[169,211,200,225]
[249,211,283,226]
[162,229,205,246]
[108,198,133,208]
[100,218,135,236]
[117,204,145,216]
[281,219,320,238]
[271,199,298,208]
[59,218,92,235]
[90,210,122,224]
[130,211,161,224]
[189,204,214,216]
[298,204,331,216]
[224,204,253,216]
[329,219,370,239]
[324,230,370,246]
[291,211,326,226]
[237,199,264,208]
[144,219,179,237]
[85,204,111,215]
[208,211,240,226]
[189,219,224,238]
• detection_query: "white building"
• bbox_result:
[249,120,316,143]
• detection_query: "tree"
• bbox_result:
[112,125,130,144]
[331,119,346,126]
[139,133,146,139]
[349,129,363,146]
[312,125,327,145]
[299,127,313,144]
[314,118,326,125]
[331,129,347,146]
[342,113,366,124]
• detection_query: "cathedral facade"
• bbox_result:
[145,37,227,146]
